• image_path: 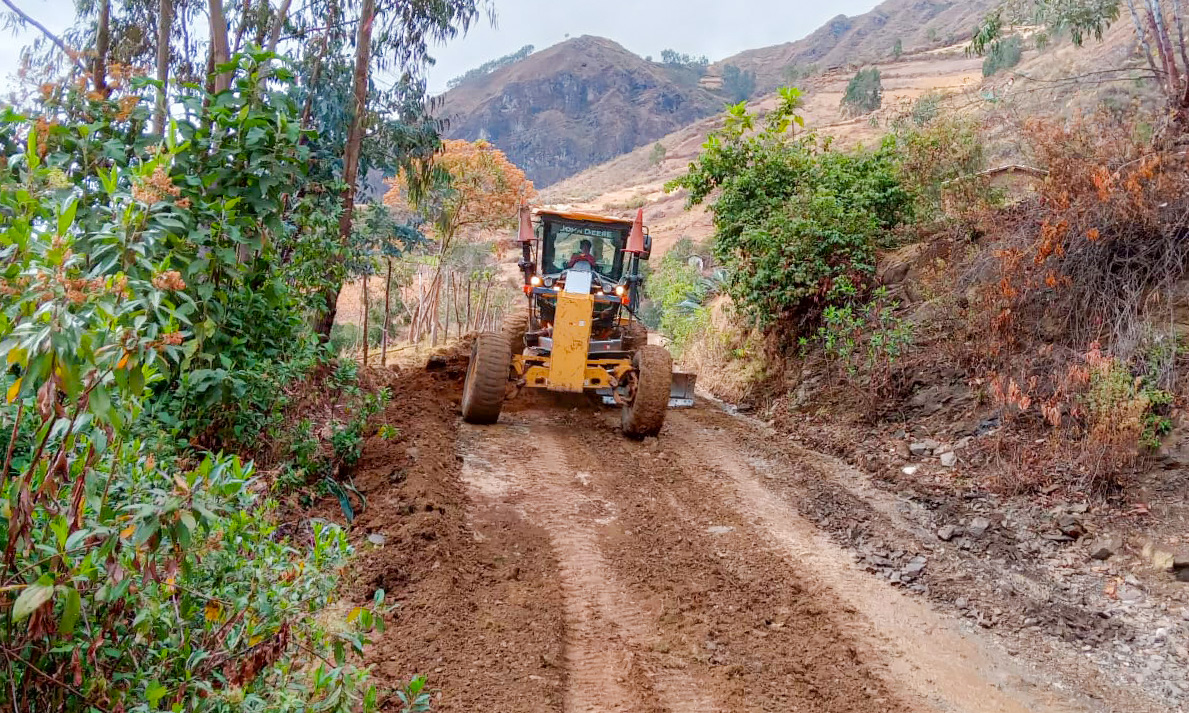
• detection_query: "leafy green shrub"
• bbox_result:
[0,127,380,711]
[668,89,913,337]
[807,278,913,396]
[841,68,883,116]
[892,38,903,59]
[331,322,365,354]
[646,240,714,357]
[890,116,990,218]
[722,64,757,103]
[982,35,1023,77]
[332,359,361,389]
[905,91,943,127]
[649,142,667,167]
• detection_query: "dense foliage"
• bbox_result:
[0,0,478,696]
[841,68,883,116]
[668,89,913,336]
[0,77,391,709]
[722,64,757,103]
[659,49,709,69]
[649,142,667,167]
[645,239,715,356]
[982,34,1023,76]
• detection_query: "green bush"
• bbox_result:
[808,278,913,390]
[331,323,365,354]
[841,68,883,116]
[646,239,714,356]
[668,89,913,336]
[906,92,943,127]
[649,142,667,167]
[890,116,991,219]
[983,35,1023,76]
[722,64,757,103]
[0,120,381,711]
[0,54,396,712]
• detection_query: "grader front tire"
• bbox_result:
[621,344,673,438]
[622,321,648,351]
[461,332,512,425]
[501,310,530,358]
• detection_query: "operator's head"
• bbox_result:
[579,239,592,253]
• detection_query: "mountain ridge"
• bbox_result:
[437,35,724,187]
[436,0,999,186]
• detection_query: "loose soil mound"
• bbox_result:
[328,367,566,712]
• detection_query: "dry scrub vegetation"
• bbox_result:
[662,89,1189,495]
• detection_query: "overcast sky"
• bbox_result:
[1,0,880,94]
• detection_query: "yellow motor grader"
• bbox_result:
[461,206,696,437]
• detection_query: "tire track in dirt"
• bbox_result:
[459,416,722,713]
[664,409,1099,713]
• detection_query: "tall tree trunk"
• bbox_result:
[232,0,252,53]
[444,272,451,342]
[154,0,173,134]
[382,257,392,366]
[93,0,111,94]
[362,270,370,364]
[1126,0,1164,79]
[208,0,232,93]
[317,0,375,337]
[1147,0,1181,101]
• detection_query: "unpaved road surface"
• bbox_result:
[349,372,1175,713]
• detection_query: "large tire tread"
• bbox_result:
[622,344,672,438]
[461,332,512,425]
[502,310,530,358]
[621,321,648,351]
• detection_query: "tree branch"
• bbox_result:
[266,0,293,52]
[1125,0,1164,79]
[0,0,88,73]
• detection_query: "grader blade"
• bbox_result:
[669,370,697,408]
[596,369,697,408]
[595,369,696,408]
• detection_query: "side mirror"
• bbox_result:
[640,233,652,261]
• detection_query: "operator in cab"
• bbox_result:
[567,239,598,270]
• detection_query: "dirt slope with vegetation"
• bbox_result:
[714,0,998,92]
[541,44,987,256]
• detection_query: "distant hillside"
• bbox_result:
[437,36,724,187]
[715,0,998,92]
[438,1,1000,187]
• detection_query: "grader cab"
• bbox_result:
[460,206,696,437]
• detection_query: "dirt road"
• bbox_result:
[351,372,1176,713]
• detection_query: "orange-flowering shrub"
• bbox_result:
[384,139,535,241]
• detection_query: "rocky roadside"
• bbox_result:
[736,403,1189,711]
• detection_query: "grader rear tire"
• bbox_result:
[501,310,530,358]
[461,332,512,425]
[621,344,673,438]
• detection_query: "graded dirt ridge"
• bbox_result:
[327,362,1182,713]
